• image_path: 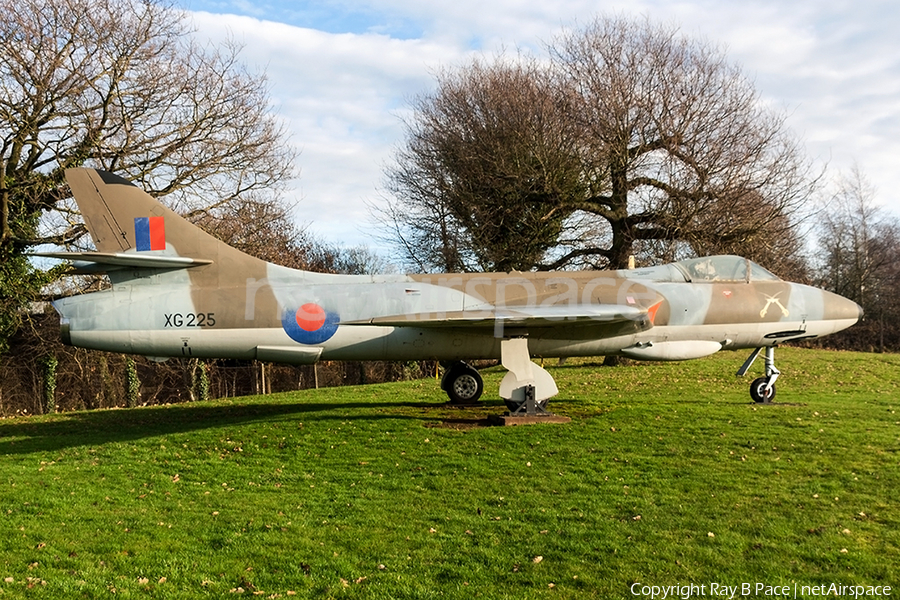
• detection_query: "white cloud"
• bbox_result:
[188,12,472,245]
[184,0,900,250]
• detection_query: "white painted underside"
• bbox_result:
[67,317,858,364]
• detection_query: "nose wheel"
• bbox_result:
[738,346,780,403]
[749,376,777,403]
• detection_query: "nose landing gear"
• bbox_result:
[738,346,781,403]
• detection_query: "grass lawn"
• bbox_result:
[1,348,898,598]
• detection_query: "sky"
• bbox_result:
[174,0,900,251]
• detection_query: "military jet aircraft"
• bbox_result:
[40,168,862,411]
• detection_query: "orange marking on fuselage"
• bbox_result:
[296,303,326,332]
[647,300,663,324]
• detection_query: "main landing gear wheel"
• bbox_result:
[749,377,776,403]
[441,362,484,404]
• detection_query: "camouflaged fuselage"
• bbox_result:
[50,169,861,366]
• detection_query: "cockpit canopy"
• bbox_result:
[624,255,781,283]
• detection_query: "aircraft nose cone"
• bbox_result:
[825,291,863,323]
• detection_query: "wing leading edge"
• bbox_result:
[341,303,656,330]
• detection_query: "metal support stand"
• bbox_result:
[507,385,551,417]
[499,338,558,404]
[490,338,570,425]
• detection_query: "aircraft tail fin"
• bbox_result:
[62,167,267,280]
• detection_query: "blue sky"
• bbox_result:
[174,0,900,250]
[181,1,424,37]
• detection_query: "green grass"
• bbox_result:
[1,348,898,598]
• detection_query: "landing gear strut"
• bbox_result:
[738,346,781,403]
[441,361,484,404]
[498,338,559,413]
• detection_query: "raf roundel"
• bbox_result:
[296,303,326,331]
[281,303,339,345]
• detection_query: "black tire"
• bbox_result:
[443,364,483,404]
[750,377,776,403]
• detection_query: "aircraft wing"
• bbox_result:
[32,251,212,273]
[341,304,653,329]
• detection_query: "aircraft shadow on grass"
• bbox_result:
[0,399,478,456]
[0,389,767,456]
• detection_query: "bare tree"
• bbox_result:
[0,0,295,349]
[816,166,900,351]
[819,167,881,303]
[380,15,816,273]
[550,15,817,269]
[381,56,584,272]
[195,200,390,275]
[680,190,810,280]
